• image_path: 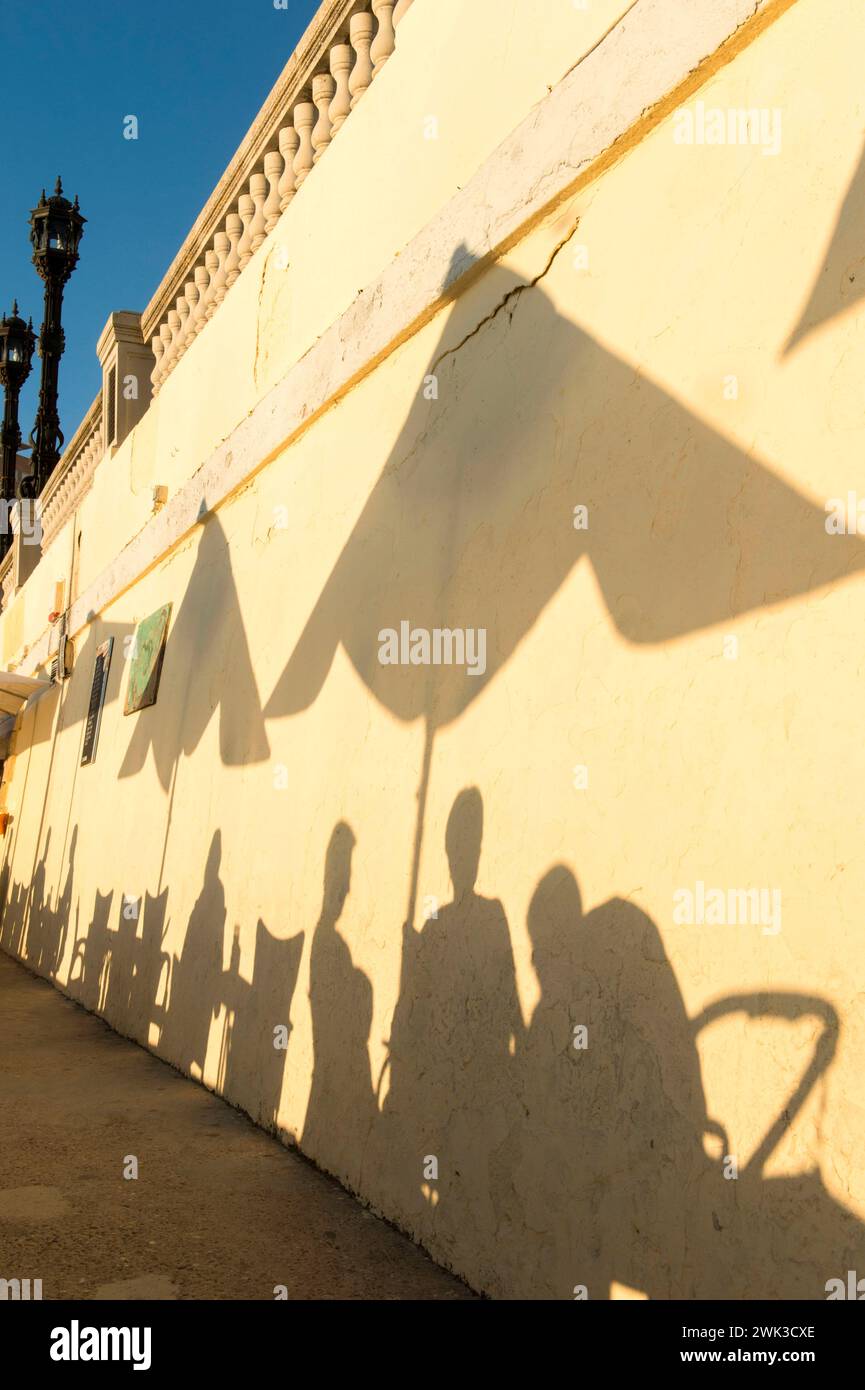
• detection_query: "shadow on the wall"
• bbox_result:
[61,621,136,733]
[263,247,865,1295]
[267,245,865,732]
[785,133,865,355]
[30,826,76,978]
[0,826,73,978]
[302,821,378,1184]
[2,239,864,1298]
[67,888,114,1014]
[266,243,865,929]
[67,830,303,1135]
[11,619,137,753]
[330,792,861,1299]
[378,788,525,1282]
[2,824,304,1142]
[214,914,304,1131]
[3,798,860,1298]
[119,512,270,791]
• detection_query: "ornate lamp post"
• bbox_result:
[0,303,36,557]
[19,178,85,501]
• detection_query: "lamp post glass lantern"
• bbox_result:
[0,303,35,557]
[19,177,85,501]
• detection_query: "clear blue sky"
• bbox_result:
[0,0,320,445]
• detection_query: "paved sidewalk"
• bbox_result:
[0,952,472,1300]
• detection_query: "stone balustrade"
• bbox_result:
[39,397,104,553]
[146,0,417,396]
[0,396,103,607]
[13,0,419,584]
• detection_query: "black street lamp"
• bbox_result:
[19,177,85,501]
[0,302,36,557]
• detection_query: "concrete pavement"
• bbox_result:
[0,952,472,1300]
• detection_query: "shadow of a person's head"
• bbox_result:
[527,864,583,994]
[445,787,484,902]
[321,821,356,922]
[205,829,222,882]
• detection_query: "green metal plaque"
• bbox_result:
[124,605,172,714]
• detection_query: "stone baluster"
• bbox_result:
[278,126,299,208]
[161,310,182,384]
[349,12,374,108]
[134,0,420,403]
[191,264,211,338]
[208,234,229,312]
[293,99,316,186]
[156,323,174,389]
[371,0,396,75]
[237,193,255,270]
[263,150,283,233]
[182,281,200,350]
[249,172,268,252]
[174,293,192,360]
[329,43,352,136]
[312,73,335,163]
[151,334,165,393]
[224,211,243,286]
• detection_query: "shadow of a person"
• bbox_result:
[215,917,304,1132]
[518,867,865,1300]
[157,830,226,1079]
[0,869,26,957]
[0,857,11,946]
[24,829,53,976]
[301,822,377,1194]
[100,887,165,1037]
[515,864,708,1299]
[380,788,524,1280]
[68,889,114,1014]
[110,886,172,1044]
[45,826,78,980]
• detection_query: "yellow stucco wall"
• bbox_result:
[1,0,864,1297]
[72,0,636,595]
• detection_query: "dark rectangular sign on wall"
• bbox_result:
[81,637,114,766]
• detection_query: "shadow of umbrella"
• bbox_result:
[120,511,269,792]
[785,131,865,355]
[266,243,865,922]
[119,512,270,893]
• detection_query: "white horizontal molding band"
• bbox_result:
[23,0,790,676]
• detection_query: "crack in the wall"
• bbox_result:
[557,0,643,90]
[430,218,582,377]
